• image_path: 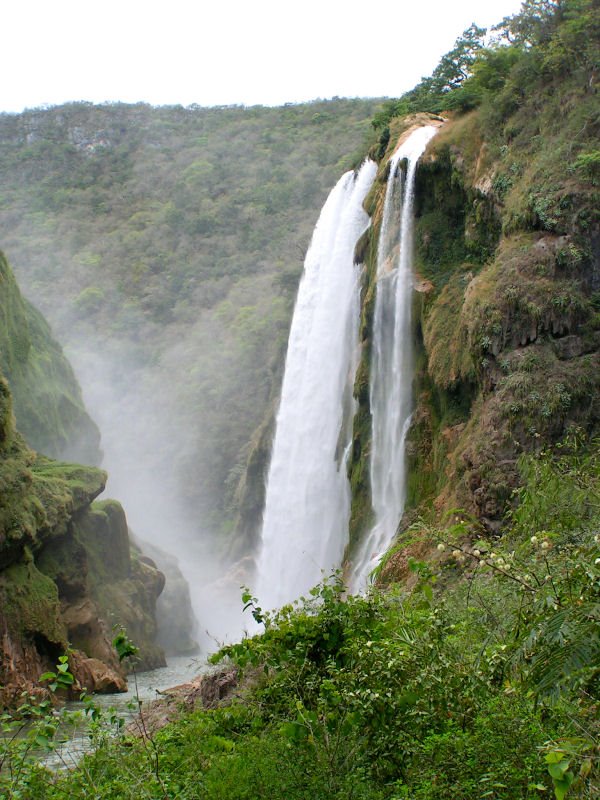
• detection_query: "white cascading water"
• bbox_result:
[255,159,377,611]
[350,125,438,591]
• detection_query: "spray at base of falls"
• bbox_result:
[255,160,377,611]
[350,125,439,592]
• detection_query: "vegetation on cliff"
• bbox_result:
[0,99,380,549]
[348,0,599,552]
[0,250,101,465]
[0,253,166,702]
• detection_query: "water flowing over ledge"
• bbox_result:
[350,125,439,592]
[255,160,377,610]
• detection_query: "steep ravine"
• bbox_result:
[0,252,167,704]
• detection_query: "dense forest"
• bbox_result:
[0,99,378,539]
[0,0,599,797]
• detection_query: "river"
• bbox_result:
[44,654,204,770]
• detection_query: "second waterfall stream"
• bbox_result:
[350,124,439,591]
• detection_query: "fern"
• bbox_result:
[514,603,600,701]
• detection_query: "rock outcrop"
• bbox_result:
[134,537,198,656]
[346,95,599,560]
[0,252,166,705]
[126,665,243,738]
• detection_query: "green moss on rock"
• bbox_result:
[0,558,67,645]
[404,98,600,531]
[72,501,166,670]
[0,261,165,690]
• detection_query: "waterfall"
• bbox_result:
[350,125,438,591]
[255,159,376,611]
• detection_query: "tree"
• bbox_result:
[493,0,564,47]
[402,24,488,112]
[429,23,488,93]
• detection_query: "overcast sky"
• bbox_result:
[3,0,524,113]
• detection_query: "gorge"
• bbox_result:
[0,1,599,794]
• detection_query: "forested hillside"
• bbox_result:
[0,100,379,552]
[1,1,599,797]
[0,251,100,464]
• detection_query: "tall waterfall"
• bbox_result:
[351,125,438,591]
[255,159,376,611]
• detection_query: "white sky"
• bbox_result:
[3,0,524,113]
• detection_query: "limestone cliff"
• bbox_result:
[407,116,599,529]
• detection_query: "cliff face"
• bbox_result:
[408,116,599,529]
[0,251,101,465]
[347,17,599,576]
[0,424,167,703]
[0,253,166,704]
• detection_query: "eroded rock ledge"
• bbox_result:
[127,665,244,738]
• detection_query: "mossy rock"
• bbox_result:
[0,558,67,645]
[0,439,106,566]
[368,100,600,547]
[73,501,166,670]
[0,307,165,682]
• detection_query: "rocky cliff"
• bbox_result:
[345,4,599,578]
[0,252,166,704]
[234,2,599,581]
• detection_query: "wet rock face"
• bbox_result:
[69,651,127,694]
[133,538,198,656]
[0,557,68,705]
[0,618,60,706]
[61,598,122,671]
